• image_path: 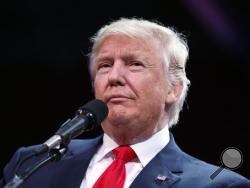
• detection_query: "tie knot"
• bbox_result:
[112,146,137,162]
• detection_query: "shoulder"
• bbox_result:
[66,135,103,155]
[1,136,103,186]
[179,152,250,188]
[165,134,250,187]
[7,135,102,158]
[120,132,250,188]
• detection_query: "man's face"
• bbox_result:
[93,35,173,139]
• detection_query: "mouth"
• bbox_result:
[106,95,133,103]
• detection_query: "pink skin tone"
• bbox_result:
[93,35,182,145]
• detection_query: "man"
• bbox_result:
[1,18,250,188]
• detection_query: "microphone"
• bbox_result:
[35,99,108,155]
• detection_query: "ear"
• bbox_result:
[165,81,184,104]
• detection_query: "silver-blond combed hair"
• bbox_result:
[88,18,190,127]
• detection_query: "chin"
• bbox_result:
[107,104,136,123]
[107,112,131,126]
[109,114,129,125]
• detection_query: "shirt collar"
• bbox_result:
[95,125,170,167]
[93,133,119,163]
[131,125,169,167]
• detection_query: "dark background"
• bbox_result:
[1,0,249,179]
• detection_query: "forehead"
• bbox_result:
[95,35,160,56]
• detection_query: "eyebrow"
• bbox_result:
[95,56,113,63]
[95,51,150,64]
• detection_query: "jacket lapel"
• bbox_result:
[130,133,183,188]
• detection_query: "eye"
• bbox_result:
[131,62,143,66]
[98,63,111,69]
[129,60,144,71]
[96,62,112,73]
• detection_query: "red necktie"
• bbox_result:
[93,146,137,188]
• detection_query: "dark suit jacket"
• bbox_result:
[1,134,250,188]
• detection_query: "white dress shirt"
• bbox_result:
[80,125,170,188]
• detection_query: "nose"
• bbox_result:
[108,61,126,86]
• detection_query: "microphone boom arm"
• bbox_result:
[4,147,67,188]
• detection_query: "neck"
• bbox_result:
[102,119,168,145]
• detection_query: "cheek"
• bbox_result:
[93,78,105,99]
[137,73,165,94]
[141,79,167,105]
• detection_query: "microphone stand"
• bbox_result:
[4,147,67,188]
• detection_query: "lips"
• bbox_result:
[106,94,133,102]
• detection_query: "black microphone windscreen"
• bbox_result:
[80,99,108,125]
